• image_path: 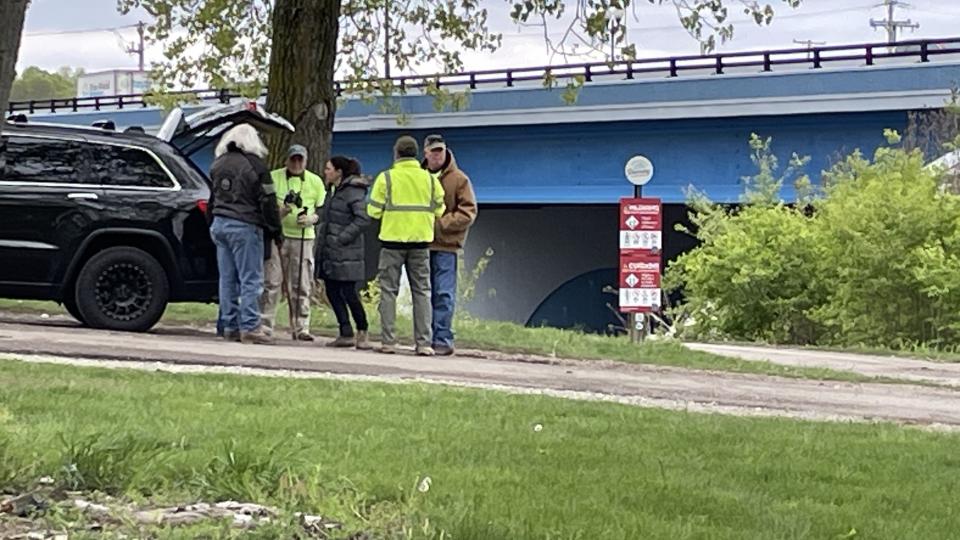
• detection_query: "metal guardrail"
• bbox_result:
[8,37,960,116]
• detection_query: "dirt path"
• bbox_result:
[687,343,960,387]
[2,320,960,428]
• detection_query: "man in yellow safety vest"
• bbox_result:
[260,144,326,341]
[367,135,446,355]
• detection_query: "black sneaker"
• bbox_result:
[433,344,455,356]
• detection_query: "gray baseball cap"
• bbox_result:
[287,144,308,159]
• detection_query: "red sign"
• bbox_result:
[619,197,662,313]
[618,253,662,313]
[619,198,662,252]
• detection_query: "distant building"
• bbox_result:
[77,70,150,98]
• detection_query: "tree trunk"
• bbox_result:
[0,0,30,117]
[265,0,342,172]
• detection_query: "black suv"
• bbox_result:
[0,102,293,331]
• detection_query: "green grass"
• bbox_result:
[1,359,959,539]
[0,299,900,383]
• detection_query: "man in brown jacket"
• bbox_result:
[423,134,478,356]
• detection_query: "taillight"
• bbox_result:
[197,200,209,214]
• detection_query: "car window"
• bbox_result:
[0,136,86,184]
[86,143,176,188]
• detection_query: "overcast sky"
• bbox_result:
[15,0,960,75]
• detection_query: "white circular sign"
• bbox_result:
[624,155,654,186]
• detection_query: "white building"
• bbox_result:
[77,70,150,98]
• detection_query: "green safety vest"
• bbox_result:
[367,158,445,243]
[271,168,326,240]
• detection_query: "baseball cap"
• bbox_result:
[287,144,308,160]
[424,134,446,152]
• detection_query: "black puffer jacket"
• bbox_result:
[208,143,281,239]
[316,175,372,282]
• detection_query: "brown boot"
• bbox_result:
[241,326,273,345]
[326,335,354,348]
[355,331,373,350]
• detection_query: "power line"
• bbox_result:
[24,24,139,38]
[506,2,876,39]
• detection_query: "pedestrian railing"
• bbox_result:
[8,37,960,115]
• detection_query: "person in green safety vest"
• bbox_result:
[368,135,446,356]
[259,144,326,341]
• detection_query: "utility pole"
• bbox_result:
[125,20,146,71]
[870,0,919,46]
[793,38,826,60]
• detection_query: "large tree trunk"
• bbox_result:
[0,0,30,117]
[265,0,342,172]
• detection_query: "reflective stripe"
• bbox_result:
[263,183,276,195]
[388,205,434,212]
[368,200,386,209]
[382,170,437,213]
[385,171,392,207]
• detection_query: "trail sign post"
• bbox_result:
[619,155,661,343]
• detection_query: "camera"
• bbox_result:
[283,190,303,208]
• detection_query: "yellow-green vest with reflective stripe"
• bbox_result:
[367,158,446,243]
[271,168,326,240]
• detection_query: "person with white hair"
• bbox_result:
[208,123,282,344]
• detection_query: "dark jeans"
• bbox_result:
[324,279,368,337]
[430,251,458,348]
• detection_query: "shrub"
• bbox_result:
[667,131,960,350]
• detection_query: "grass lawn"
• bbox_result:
[2,359,959,539]
[0,299,889,384]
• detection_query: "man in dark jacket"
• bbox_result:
[423,134,478,356]
[208,124,281,345]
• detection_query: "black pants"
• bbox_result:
[324,279,368,337]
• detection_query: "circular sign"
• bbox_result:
[624,155,654,186]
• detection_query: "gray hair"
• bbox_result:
[215,124,269,158]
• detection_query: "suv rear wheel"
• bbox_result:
[75,247,169,332]
[62,291,85,325]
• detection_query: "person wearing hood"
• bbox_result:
[318,156,373,349]
[422,134,478,356]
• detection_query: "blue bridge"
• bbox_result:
[15,39,960,333]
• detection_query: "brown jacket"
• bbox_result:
[424,150,478,252]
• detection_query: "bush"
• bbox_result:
[667,131,960,350]
[666,134,823,344]
[811,139,960,348]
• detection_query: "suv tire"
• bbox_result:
[75,247,169,332]
[62,291,86,325]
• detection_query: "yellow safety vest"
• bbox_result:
[367,158,445,243]
[271,168,326,240]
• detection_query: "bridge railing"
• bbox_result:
[8,37,960,116]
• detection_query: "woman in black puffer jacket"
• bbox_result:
[317,156,372,349]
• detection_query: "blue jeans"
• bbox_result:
[210,217,264,332]
[430,251,458,348]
